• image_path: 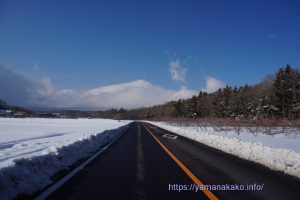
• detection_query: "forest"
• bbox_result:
[119,65,300,123]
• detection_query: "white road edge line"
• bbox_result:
[34,131,127,200]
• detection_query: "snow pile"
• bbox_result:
[147,121,300,178]
[0,119,131,200]
[0,118,130,168]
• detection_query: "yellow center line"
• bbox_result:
[142,123,219,200]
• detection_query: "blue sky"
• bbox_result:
[0,0,299,108]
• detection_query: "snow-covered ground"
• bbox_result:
[0,118,130,168]
[147,121,300,178]
[0,118,131,200]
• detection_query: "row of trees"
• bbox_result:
[56,64,299,121]
[124,65,300,120]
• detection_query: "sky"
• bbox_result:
[0,0,299,109]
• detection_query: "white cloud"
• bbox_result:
[170,86,197,100]
[168,59,187,82]
[0,65,196,109]
[83,80,197,109]
[202,76,226,93]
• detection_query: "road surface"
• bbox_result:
[43,122,300,200]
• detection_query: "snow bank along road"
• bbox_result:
[41,122,300,200]
[0,118,130,168]
[147,121,300,178]
[0,118,131,200]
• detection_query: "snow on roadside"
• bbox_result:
[0,118,131,200]
[0,118,130,168]
[147,121,300,179]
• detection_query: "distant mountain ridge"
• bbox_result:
[0,98,10,110]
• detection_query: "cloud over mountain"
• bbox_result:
[0,65,197,109]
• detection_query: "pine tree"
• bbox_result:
[274,65,300,118]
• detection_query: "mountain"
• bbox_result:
[0,99,10,110]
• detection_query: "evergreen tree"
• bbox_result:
[274,65,300,118]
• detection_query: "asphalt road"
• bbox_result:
[44,122,300,200]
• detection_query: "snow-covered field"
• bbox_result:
[0,118,130,168]
[147,121,300,178]
[0,118,131,200]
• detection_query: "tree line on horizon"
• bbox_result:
[120,64,300,120]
